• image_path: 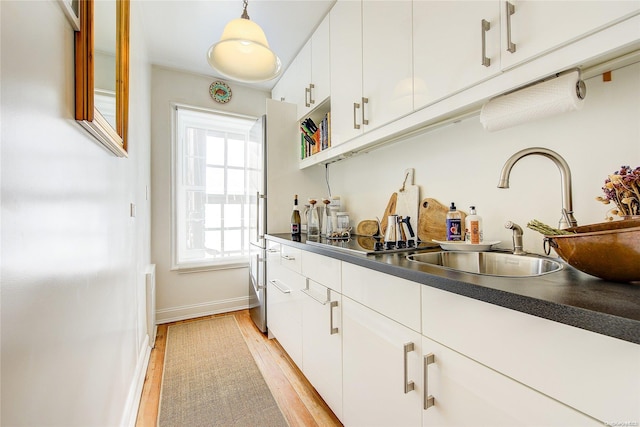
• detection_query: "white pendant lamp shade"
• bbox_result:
[207,13,282,83]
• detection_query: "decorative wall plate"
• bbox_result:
[210,81,232,103]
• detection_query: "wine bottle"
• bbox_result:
[291,195,301,235]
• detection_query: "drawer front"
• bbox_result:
[266,240,280,264]
[280,244,302,273]
[422,285,640,423]
[342,263,421,333]
[267,262,305,367]
[301,250,342,292]
[421,335,601,427]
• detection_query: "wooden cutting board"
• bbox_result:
[356,219,379,236]
[380,192,397,235]
[395,169,420,239]
[418,198,467,242]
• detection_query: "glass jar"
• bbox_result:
[336,212,350,233]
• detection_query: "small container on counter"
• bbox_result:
[465,206,484,244]
[446,202,463,241]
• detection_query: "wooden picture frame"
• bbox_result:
[75,0,130,157]
[58,0,80,31]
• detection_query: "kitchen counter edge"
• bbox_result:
[266,234,640,345]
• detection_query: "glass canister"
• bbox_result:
[336,212,350,235]
[307,200,320,238]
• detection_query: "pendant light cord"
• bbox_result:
[241,0,250,19]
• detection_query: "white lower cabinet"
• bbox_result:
[342,296,423,427]
[266,260,305,367]
[422,285,640,424]
[269,244,638,426]
[420,335,600,427]
[301,279,343,421]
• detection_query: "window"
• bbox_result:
[172,105,256,270]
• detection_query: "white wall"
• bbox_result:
[1,1,152,425]
[150,67,269,323]
[325,62,640,254]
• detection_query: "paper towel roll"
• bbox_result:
[480,71,586,131]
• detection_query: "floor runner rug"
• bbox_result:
[158,316,288,427]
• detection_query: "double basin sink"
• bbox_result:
[406,251,563,277]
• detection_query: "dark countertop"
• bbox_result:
[266,233,640,345]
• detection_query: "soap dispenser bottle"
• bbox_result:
[465,206,483,244]
[446,202,463,241]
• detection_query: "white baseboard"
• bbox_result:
[120,334,152,427]
[156,296,250,324]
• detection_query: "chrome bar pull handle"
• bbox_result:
[424,353,435,410]
[309,83,315,105]
[269,279,291,294]
[353,102,361,129]
[305,86,311,107]
[481,19,491,67]
[403,342,415,393]
[256,192,266,242]
[361,97,369,125]
[281,254,295,261]
[506,1,516,53]
[329,300,339,335]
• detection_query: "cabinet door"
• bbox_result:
[266,261,305,367]
[362,0,413,129]
[301,280,343,421]
[301,250,341,292]
[310,13,331,109]
[271,45,309,108]
[271,78,286,102]
[422,285,640,423]
[342,296,422,427]
[289,41,313,119]
[329,0,363,146]
[421,336,601,427]
[413,1,501,110]
[500,0,640,69]
[342,262,421,332]
[280,244,302,273]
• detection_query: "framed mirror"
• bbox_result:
[75,0,129,157]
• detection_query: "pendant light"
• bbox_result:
[207,0,282,83]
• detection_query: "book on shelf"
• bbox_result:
[300,112,331,160]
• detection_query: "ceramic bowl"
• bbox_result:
[545,219,640,283]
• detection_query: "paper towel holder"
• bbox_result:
[497,68,587,100]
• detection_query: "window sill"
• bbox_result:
[171,260,249,274]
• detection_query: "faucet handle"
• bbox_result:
[504,221,526,255]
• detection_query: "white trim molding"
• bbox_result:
[156,296,250,324]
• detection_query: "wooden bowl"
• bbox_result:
[545,219,640,283]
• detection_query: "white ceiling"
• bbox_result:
[136,0,336,91]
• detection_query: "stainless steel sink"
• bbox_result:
[406,251,563,277]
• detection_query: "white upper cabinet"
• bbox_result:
[301,0,640,167]
[330,0,413,146]
[413,1,502,110]
[362,0,414,129]
[308,14,331,115]
[329,0,364,146]
[500,0,640,69]
[271,14,330,120]
[287,41,313,118]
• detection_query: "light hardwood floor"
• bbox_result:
[135,309,343,427]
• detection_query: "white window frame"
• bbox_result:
[170,103,257,271]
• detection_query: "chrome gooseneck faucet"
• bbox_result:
[498,147,578,229]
